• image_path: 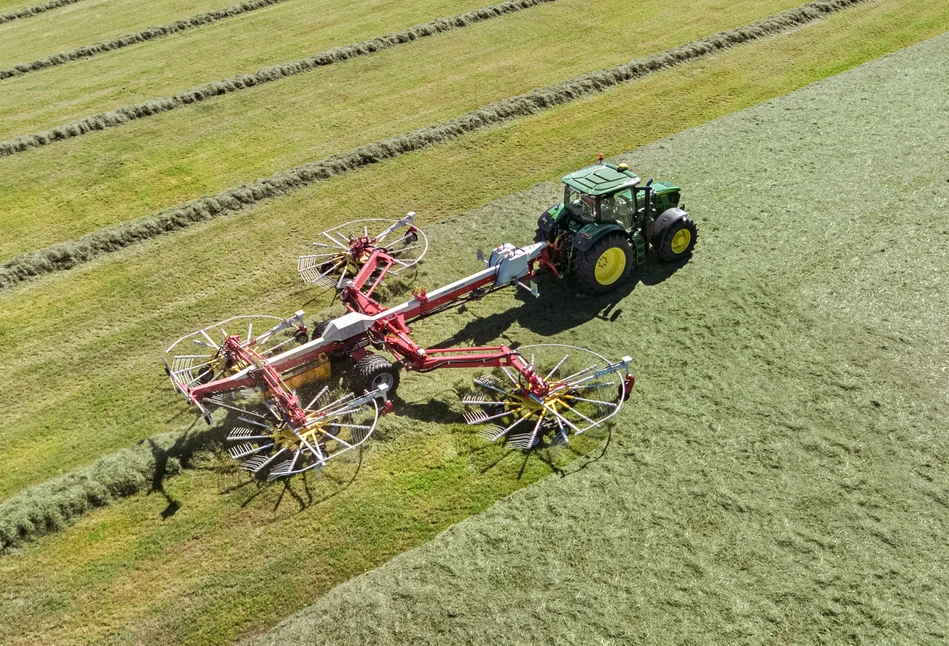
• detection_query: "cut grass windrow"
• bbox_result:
[0,0,556,141]
[0,0,872,290]
[0,0,291,79]
[0,426,219,553]
[0,0,84,24]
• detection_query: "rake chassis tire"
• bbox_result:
[655,216,698,262]
[353,354,401,397]
[574,232,633,294]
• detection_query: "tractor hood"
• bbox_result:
[649,180,681,195]
[561,163,640,196]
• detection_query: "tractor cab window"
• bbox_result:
[565,187,596,223]
[600,190,633,228]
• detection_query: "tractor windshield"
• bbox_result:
[564,187,596,224]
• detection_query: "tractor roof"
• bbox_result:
[561,163,640,196]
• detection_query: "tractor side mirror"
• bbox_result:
[476,248,486,264]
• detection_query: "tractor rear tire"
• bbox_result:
[655,217,698,262]
[574,233,633,294]
[352,354,400,397]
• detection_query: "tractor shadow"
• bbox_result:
[433,254,689,344]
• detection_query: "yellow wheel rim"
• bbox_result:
[594,247,626,285]
[671,229,691,255]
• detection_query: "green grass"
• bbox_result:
[0,415,587,644]
[0,2,947,643]
[0,0,810,262]
[0,0,235,67]
[249,29,949,644]
[0,0,487,138]
[0,0,943,502]
[1,0,932,500]
[0,0,83,17]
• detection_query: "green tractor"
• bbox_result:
[535,159,697,293]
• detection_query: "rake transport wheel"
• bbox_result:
[224,387,384,480]
[352,354,401,396]
[655,215,698,262]
[298,217,428,289]
[574,232,633,294]
[463,344,627,450]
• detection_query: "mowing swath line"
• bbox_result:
[0,0,557,150]
[0,0,872,290]
[0,425,223,554]
[0,0,85,25]
[0,0,292,81]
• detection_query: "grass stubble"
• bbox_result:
[0,0,242,66]
[0,0,490,136]
[0,1,947,644]
[250,29,949,645]
[0,0,860,276]
[0,0,292,79]
[0,0,553,80]
[2,0,935,501]
[0,0,84,24]
[0,0,810,265]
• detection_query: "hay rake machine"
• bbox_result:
[164,213,635,480]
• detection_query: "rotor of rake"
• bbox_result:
[463,345,633,449]
[223,386,389,480]
[298,214,428,290]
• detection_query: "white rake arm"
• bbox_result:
[314,384,389,421]
[253,311,306,345]
[376,211,416,242]
[549,356,634,394]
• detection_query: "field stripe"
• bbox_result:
[0,0,84,24]
[0,425,222,553]
[0,0,292,79]
[0,0,871,291]
[0,0,557,150]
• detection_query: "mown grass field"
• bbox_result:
[0,0,232,66]
[0,0,487,134]
[1,0,945,497]
[0,0,947,643]
[0,0,82,17]
[255,31,949,644]
[0,0,809,262]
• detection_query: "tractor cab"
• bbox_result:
[560,163,642,227]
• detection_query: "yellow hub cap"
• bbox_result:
[273,423,325,451]
[504,392,572,423]
[594,247,626,285]
[670,229,691,255]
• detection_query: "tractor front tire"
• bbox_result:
[655,217,698,262]
[353,354,400,397]
[574,233,633,294]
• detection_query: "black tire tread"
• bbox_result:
[353,354,400,396]
[656,217,698,262]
